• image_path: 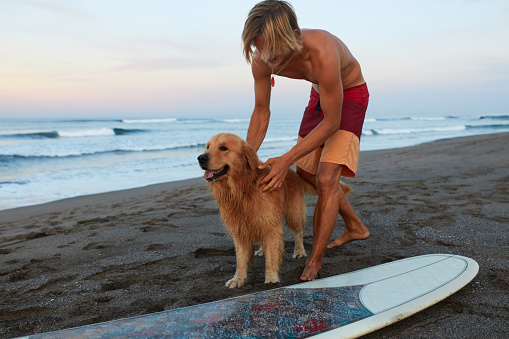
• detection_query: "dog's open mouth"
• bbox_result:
[204,165,229,181]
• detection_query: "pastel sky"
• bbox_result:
[1,0,508,119]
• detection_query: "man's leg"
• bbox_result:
[328,187,370,249]
[297,163,369,281]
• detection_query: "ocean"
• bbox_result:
[1,114,508,211]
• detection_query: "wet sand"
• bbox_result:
[1,132,508,338]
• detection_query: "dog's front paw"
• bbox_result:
[293,249,307,259]
[264,272,280,284]
[226,278,245,288]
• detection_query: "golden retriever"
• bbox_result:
[198,133,352,288]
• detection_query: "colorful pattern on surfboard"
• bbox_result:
[24,286,373,338]
[21,254,478,339]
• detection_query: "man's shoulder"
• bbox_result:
[303,29,339,49]
[302,30,341,59]
[302,29,331,39]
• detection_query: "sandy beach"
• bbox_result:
[1,132,508,338]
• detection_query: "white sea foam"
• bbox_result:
[373,125,466,135]
[218,118,250,123]
[264,136,298,143]
[57,128,116,138]
[122,118,178,123]
[410,117,447,121]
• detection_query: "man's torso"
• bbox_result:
[280,29,365,93]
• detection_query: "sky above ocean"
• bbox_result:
[0,0,508,120]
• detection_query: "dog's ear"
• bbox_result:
[241,141,259,171]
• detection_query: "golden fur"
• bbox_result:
[198,133,352,288]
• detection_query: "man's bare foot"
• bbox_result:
[300,261,321,281]
[327,225,369,249]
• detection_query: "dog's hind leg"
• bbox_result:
[254,242,264,257]
[284,197,307,259]
[292,229,307,259]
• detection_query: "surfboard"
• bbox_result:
[18,254,478,339]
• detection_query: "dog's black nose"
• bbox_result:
[198,154,209,165]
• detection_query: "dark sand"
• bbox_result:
[1,132,508,338]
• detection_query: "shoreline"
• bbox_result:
[1,132,508,338]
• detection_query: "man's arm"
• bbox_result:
[260,42,343,191]
[246,59,272,151]
[291,40,343,156]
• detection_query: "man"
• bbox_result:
[242,0,370,281]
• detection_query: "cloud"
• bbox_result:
[103,57,225,73]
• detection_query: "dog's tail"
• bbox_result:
[300,178,317,196]
[340,181,354,195]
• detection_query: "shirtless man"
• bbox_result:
[242,0,370,281]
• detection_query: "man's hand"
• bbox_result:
[258,156,291,192]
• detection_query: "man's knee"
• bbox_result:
[316,163,342,193]
[316,173,338,192]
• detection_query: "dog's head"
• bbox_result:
[198,133,259,183]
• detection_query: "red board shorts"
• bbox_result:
[296,83,369,177]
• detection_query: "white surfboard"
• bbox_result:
[18,254,478,338]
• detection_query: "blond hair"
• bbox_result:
[242,0,302,63]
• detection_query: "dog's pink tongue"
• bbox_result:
[204,170,215,180]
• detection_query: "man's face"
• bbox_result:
[253,34,289,68]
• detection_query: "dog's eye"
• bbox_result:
[220,146,228,151]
